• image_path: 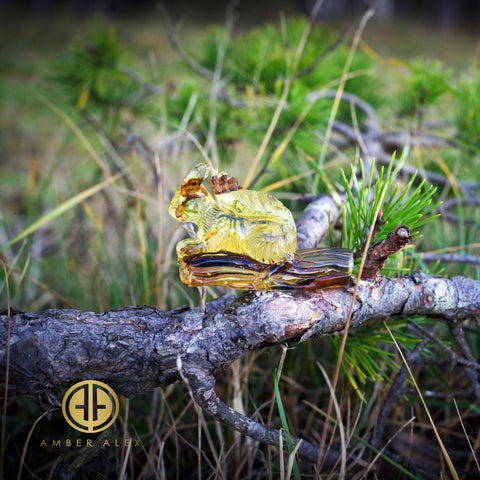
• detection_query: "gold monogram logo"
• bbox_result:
[62,380,119,433]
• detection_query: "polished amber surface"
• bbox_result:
[169,162,353,290]
[169,162,296,265]
[179,248,352,290]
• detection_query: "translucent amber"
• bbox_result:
[179,248,353,290]
[169,162,353,290]
[169,162,296,265]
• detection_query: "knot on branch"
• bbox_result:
[362,225,412,280]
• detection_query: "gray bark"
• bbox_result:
[2,272,479,405]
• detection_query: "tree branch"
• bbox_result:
[2,273,480,405]
[420,252,480,266]
[2,250,480,473]
[188,372,340,466]
[296,194,343,248]
[312,89,480,193]
[361,225,413,279]
[158,5,215,81]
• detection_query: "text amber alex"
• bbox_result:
[40,438,141,448]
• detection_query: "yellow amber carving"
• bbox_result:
[169,162,353,290]
[169,162,296,265]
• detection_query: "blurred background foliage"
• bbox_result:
[2,3,480,478]
[2,9,478,311]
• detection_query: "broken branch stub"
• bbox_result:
[361,225,413,280]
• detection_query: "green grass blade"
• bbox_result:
[274,369,301,480]
[1,170,126,252]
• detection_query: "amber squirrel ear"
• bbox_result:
[168,162,213,220]
[170,178,209,219]
[211,174,242,194]
[179,178,208,200]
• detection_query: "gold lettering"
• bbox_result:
[76,439,82,447]
[52,440,61,447]
[115,440,120,447]
[103,440,110,447]
[124,439,130,447]
[40,440,47,447]
[134,439,141,447]
[86,439,93,447]
[66,440,71,447]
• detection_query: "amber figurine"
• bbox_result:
[169,162,353,290]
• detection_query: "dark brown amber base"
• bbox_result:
[179,248,353,290]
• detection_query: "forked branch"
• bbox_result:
[1,271,480,467]
[2,273,479,395]
[2,191,480,470]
